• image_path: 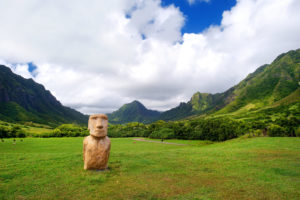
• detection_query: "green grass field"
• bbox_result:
[0,137,299,200]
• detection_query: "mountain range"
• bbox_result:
[108,49,300,124]
[0,49,299,125]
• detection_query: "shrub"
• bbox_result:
[295,127,300,137]
[0,125,27,138]
[52,124,89,137]
[268,124,288,137]
[149,128,174,139]
[16,131,26,138]
[0,125,10,138]
[253,129,263,137]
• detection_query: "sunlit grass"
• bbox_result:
[140,137,214,146]
[0,137,299,200]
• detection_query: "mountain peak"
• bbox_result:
[189,92,214,112]
[107,100,160,124]
[121,100,147,111]
[191,92,211,101]
[130,100,144,106]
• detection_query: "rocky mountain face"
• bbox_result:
[0,65,88,126]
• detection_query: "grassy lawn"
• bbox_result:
[0,137,299,200]
[140,138,214,146]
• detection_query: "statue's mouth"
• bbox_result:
[92,129,106,137]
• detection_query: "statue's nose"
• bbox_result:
[97,124,103,129]
[96,120,103,129]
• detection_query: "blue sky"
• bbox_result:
[162,0,236,33]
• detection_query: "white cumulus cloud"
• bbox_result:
[0,0,300,114]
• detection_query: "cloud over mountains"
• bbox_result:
[0,0,300,114]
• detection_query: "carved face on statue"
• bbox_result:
[88,114,108,138]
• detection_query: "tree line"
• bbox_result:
[1,116,299,141]
[108,116,299,141]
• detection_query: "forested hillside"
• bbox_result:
[0,65,88,126]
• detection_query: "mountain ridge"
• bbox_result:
[0,65,88,126]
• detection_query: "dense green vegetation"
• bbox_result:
[0,124,25,138]
[1,137,299,199]
[108,113,298,141]
[108,118,245,141]
[1,100,299,141]
[0,121,88,139]
[51,124,89,137]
